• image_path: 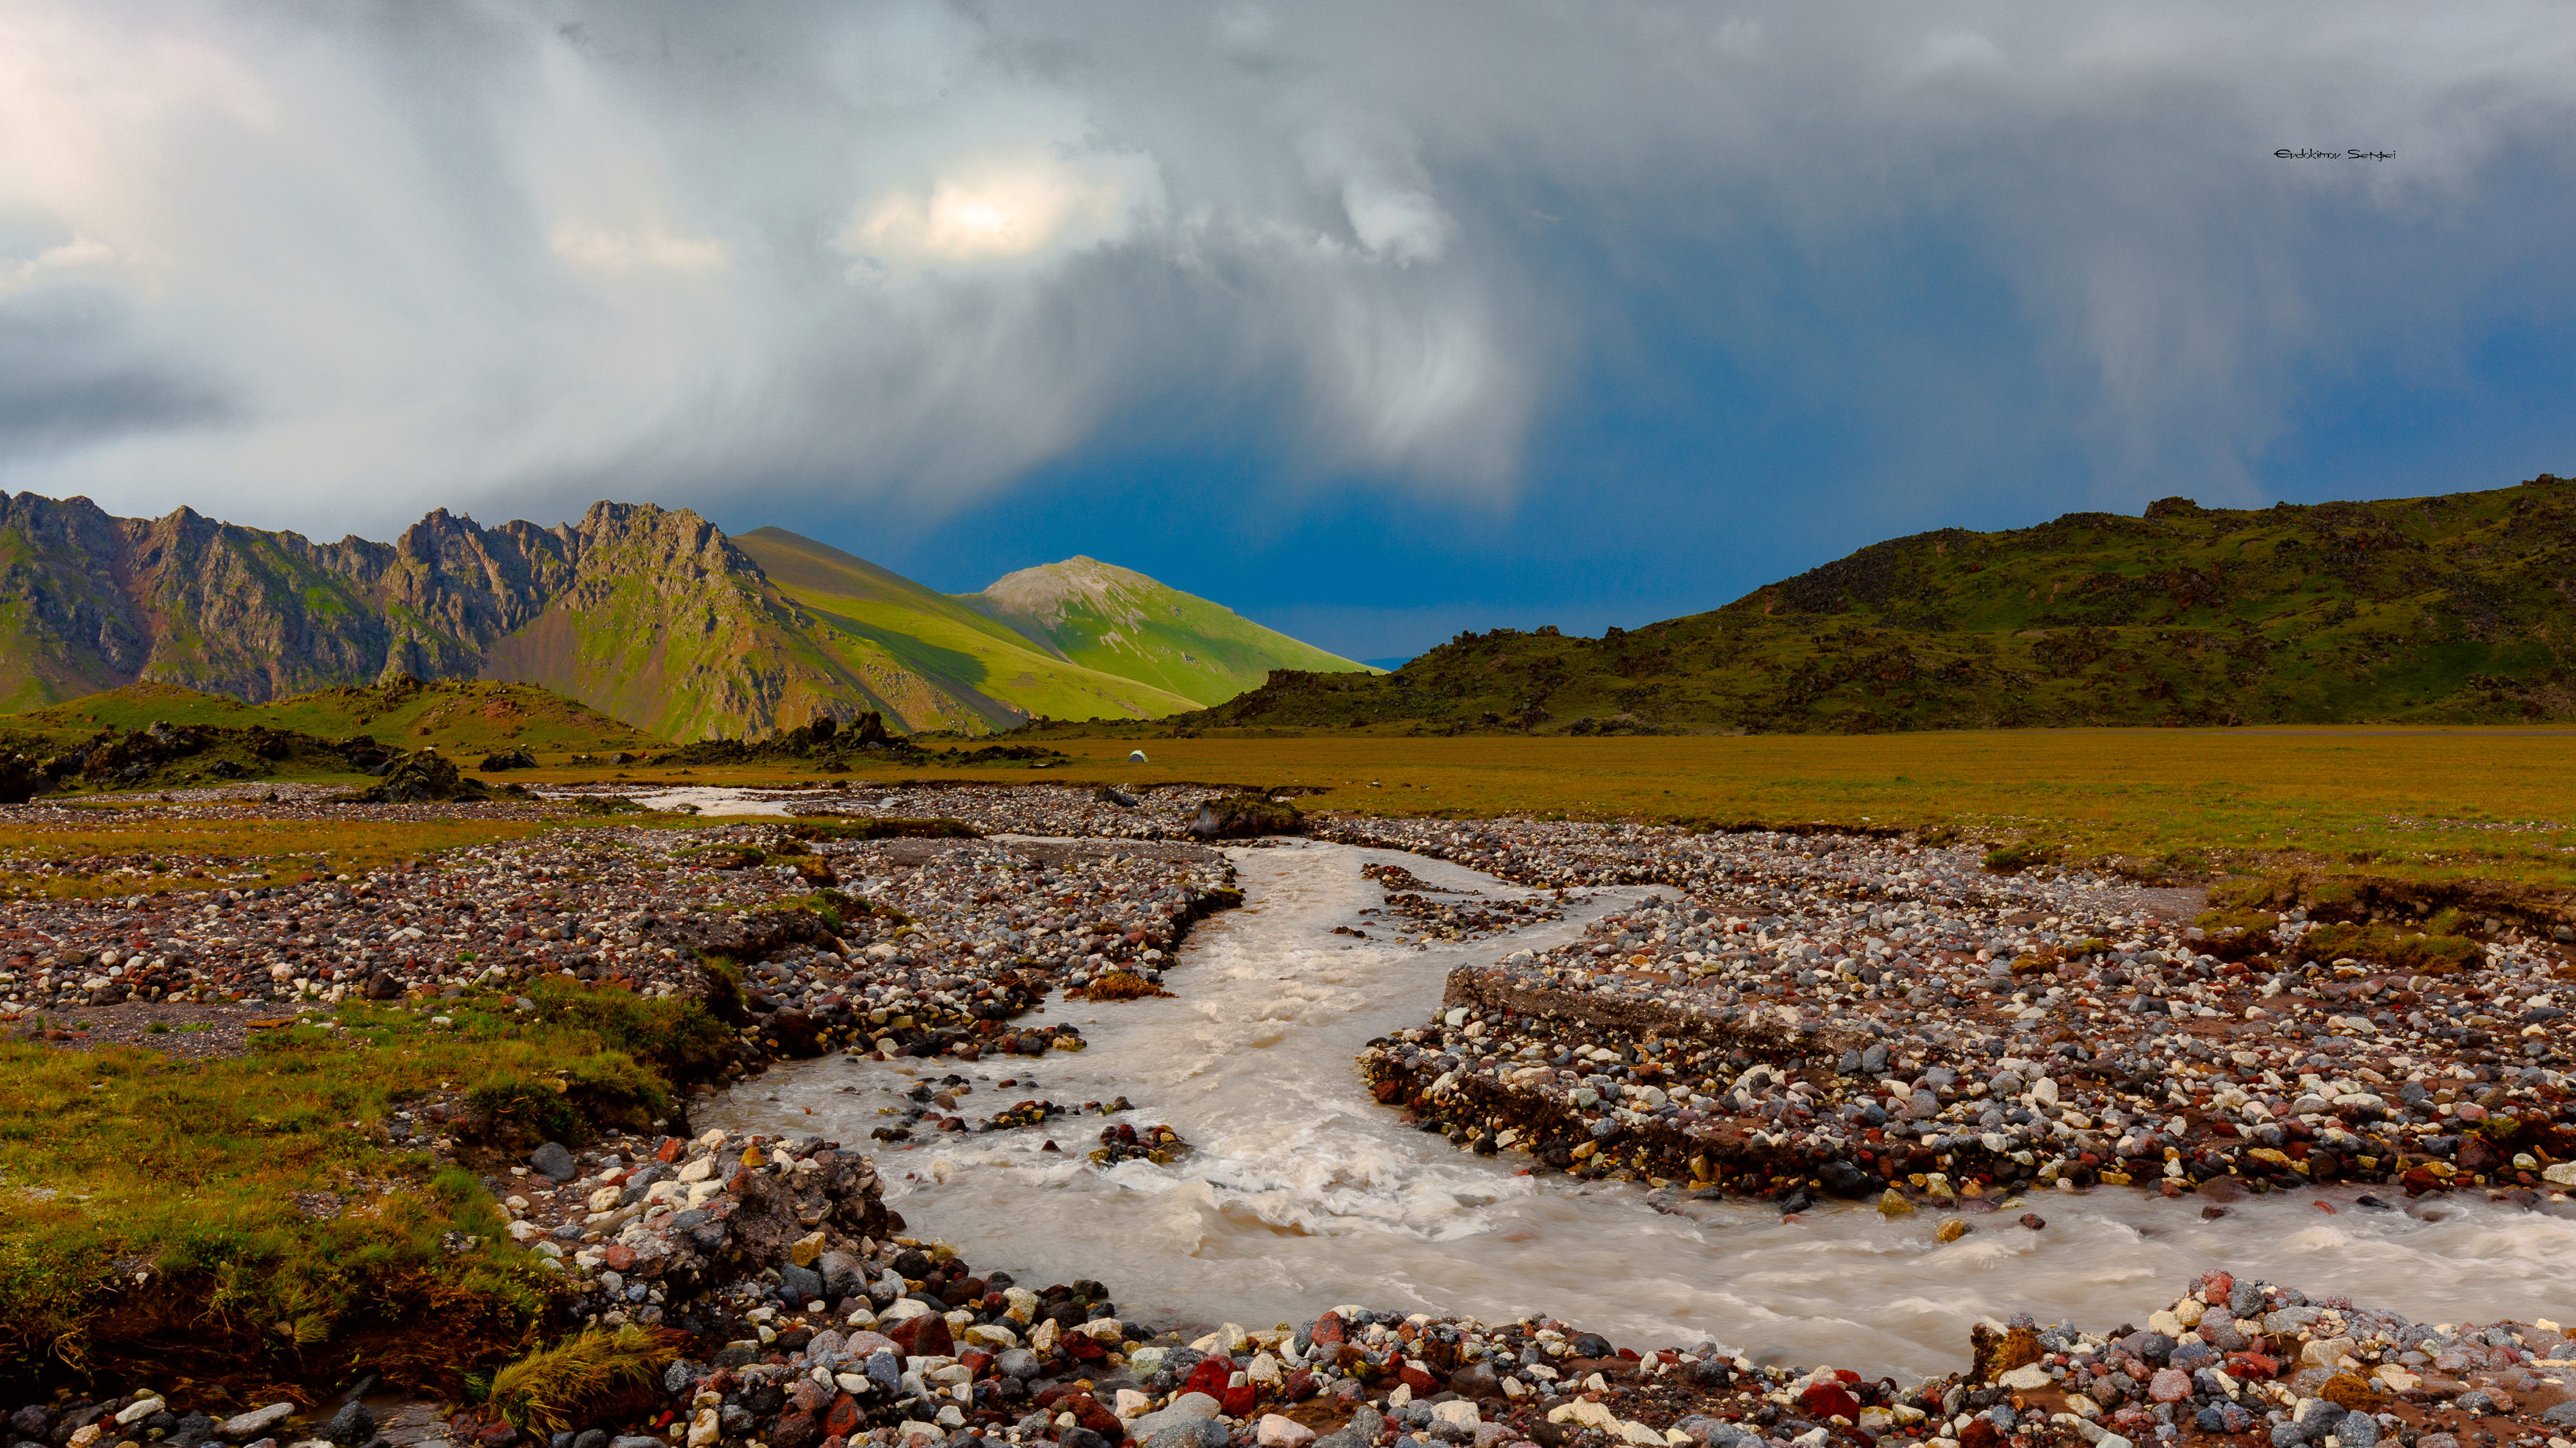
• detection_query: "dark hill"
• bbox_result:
[1174,474,2576,734]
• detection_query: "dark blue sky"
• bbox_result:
[7,4,2573,661]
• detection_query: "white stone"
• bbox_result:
[880,1297,933,1321]
[1257,1416,1316,1448]
[2030,1077,2059,1107]
[1246,1351,1284,1386]
[1432,1402,1481,1433]
[1998,1365,2053,1391]
[1550,1402,1619,1430]
[1114,1391,1153,1421]
[687,1410,720,1448]
[221,1405,296,1440]
[115,1398,166,1427]
[963,1324,1019,1349]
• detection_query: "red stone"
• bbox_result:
[599,1245,637,1271]
[657,1136,685,1163]
[1312,1313,1345,1346]
[887,1311,953,1359]
[1184,1358,1236,1398]
[2225,1352,2278,1380]
[959,1349,995,1378]
[1066,1332,1107,1362]
[1799,1384,1861,1423]
[1066,1394,1125,1444]
[1222,1384,1259,1418]
[1960,1419,2002,1448]
[2402,1167,2441,1196]
[826,1394,863,1438]
[1398,1362,1437,1395]
[2195,1270,2234,1302]
[1283,1370,1317,1404]
[771,1408,821,1448]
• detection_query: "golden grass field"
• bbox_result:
[836,728,2576,887]
[9,726,2575,891]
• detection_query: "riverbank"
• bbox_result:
[4,784,2572,1448]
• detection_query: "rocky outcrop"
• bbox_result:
[0,496,877,739]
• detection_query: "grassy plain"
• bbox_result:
[754,728,2576,889]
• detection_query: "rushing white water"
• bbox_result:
[707,840,2576,1380]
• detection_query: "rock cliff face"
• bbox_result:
[0,497,872,739]
[0,496,1359,738]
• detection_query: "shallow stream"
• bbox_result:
[706,838,2576,1379]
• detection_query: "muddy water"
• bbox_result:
[708,840,2576,1380]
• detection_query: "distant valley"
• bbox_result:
[0,495,1363,739]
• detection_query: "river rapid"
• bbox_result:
[707,838,2576,1380]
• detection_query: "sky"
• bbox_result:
[3,1,2573,661]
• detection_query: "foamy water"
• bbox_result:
[708,839,2576,1379]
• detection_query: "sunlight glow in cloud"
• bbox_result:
[841,154,1158,272]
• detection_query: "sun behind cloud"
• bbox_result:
[838,151,1159,273]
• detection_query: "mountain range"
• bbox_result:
[1177,473,2576,734]
[0,495,1362,739]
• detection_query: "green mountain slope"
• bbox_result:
[961,555,1372,707]
[0,495,1358,739]
[1181,474,2576,735]
[7,677,656,759]
[731,529,1203,725]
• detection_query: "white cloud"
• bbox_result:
[0,0,2567,537]
[550,225,729,273]
[839,151,1160,273]
[0,234,116,291]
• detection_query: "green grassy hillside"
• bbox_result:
[733,530,1209,724]
[1171,474,2576,735]
[960,555,1372,707]
[7,678,658,759]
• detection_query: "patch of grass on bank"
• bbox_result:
[0,982,728,1397]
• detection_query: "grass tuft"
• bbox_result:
[484,1324,681,1434]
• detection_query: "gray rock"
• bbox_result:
[867,1350,905,1394]
[2452,1393,2496,1417]
[996,1349,1041,1380]
[818,1250,866,1301]
[1128,1394,1224,1442]
[2332,1416,2378,1448]
[323,1405,374,1448]
[529,1142,578,1182]
[779,1262,824,1305]
[574,1432,609,1448]
[2538,1404,2576,1428]
[219,1405,296,1441]
[1141,1424,1229,1448]
[609,1438,665,1448]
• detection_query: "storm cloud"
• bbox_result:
[1,1,2572,554]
